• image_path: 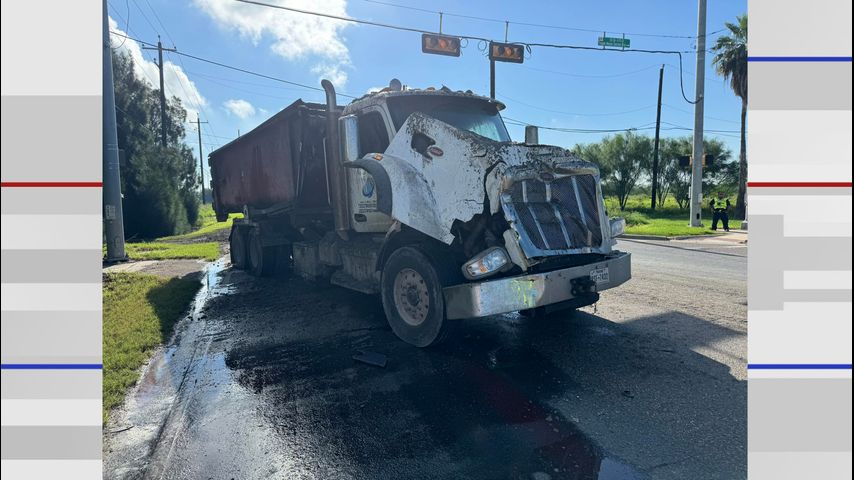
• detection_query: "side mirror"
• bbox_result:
[338,114,360,163]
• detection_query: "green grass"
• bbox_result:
[123,242,220,261]
[606,194,743,237]
[102,272,202,423]
[157,204,242,242]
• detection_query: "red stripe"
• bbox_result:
[748,182,852,188]
[1,181,103,188]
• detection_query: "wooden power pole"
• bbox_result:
[142,37,176,147]
[195,116,208,204]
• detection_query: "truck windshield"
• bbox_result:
[387,95,511,142]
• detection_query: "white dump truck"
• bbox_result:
[209,79,631,346]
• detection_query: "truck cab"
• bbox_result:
[211,79,631,347]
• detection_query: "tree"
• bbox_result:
[712,14,748,219]
[599,132,653,210]
[112,50,200,238]
[657,136,733,209]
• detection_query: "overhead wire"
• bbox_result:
[360,0,726,40]
[234,0,702,104]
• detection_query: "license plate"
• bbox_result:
[590,267,609,284]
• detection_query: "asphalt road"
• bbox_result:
[104,239,747,480]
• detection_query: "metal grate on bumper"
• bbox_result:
[502,174,605,257]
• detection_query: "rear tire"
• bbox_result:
[247,227,277,277]
[229,226,248,270]
[381,246,453,347]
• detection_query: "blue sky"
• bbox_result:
[107,0,746,179]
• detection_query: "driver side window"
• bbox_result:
[357,112,390,157]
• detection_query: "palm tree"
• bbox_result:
[712,15,748,220]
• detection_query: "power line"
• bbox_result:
[360,0,726,40]
[139,0,223,146]
[499,93,656,117]
[662,103,739,124]
[109,30,357,99]
[520,63,661,79]
[504,116,739,137]
[235,0,700,104]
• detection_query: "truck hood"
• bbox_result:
[361,112,607,253]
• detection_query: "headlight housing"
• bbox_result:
[610,217,626,237]
[462,247,512,280]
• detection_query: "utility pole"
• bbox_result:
[142,37,176,147]
[489,59,496,99]
[195,117,208,204]
[103,0,126,261]
[689,0,707,227]
[651,64,664,211]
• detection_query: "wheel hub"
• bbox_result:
[393,268,430,326]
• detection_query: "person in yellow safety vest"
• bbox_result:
[709,191,731,232]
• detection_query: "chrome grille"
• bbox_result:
[504,174,603,255]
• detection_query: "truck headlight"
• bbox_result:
[610,217,626,237]
[462,247,511,280]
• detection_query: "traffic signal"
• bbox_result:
[489,42,524,63]
[678,154,715,167]
[422,33,461,57]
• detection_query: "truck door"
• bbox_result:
[348,110,394,233]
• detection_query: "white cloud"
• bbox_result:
[192,0,352,86]
[109,17,207,122]
[223,99,257,119]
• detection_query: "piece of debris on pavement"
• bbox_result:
[353,350,387,368]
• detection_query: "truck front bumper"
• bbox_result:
[443,251,631,320]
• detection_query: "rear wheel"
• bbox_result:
[381,246,453,347]
[247,227,278,277]
[229,226,248,270]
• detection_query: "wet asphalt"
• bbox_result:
[104,239,747,480]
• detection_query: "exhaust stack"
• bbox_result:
[321,79,350,240]
[524,125,539,145]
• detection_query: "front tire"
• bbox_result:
[381,247,453,347]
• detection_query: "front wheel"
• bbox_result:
[381,247,453,347]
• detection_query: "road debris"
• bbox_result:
[352,349,388,368]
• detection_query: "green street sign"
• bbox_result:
[598,36,631,48]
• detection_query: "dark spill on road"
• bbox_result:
[212,275,645,480]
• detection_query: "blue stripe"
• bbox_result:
[748,56,852,62]
[748,364,853,370]
[1,363,103,370]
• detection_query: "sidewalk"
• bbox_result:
[622,229,748,244]
[103,258,209,279]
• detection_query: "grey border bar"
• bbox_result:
[1,371,102,399]
[1,96,102,182]
[749,378,852,452]
[0,426,101,459]
[1,250,102,283]
[748,187,852,196]
[750,62,852,110]
[1,311,101,360]
[1,188,102,215]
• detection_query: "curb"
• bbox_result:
[619,234,671,241]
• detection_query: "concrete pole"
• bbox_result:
[103,0,126,260]
[651,64,664,211]
[689,0,707,226]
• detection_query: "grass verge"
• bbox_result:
[102,272,202,423]
[606,195,743,237]
[158,204,242,242]
[122,242,220,261]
